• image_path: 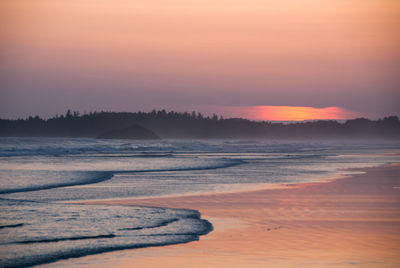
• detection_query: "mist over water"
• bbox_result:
[0,137,399,267]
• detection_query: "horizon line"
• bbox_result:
[0,108,397,123]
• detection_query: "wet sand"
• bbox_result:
[65,164,400,268]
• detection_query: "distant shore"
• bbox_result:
[1,111,399,139]
[57,163,400,268]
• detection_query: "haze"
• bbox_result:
[1,0,399,120]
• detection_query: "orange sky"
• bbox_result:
[0,0,399,120]
[252,106,364,121]
[188,105,367,121]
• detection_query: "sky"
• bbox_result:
[1,0,399,121]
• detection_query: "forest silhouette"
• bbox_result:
[0,110,399,139]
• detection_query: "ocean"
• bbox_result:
[0,137,399,267]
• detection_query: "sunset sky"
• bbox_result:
[1,0,399,121]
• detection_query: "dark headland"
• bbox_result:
[0,110,399,140]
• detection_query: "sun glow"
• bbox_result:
[251,106,363,121]
[193,105,367,122]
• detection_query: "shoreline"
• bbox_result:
[70,166,362,205]
[48,163,400,268]
[81,164,382,207]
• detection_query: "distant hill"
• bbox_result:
[0,110,399,140]
[97,124,160,140]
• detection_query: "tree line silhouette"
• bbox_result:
[0,110,399,139]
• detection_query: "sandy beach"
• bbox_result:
[54,164,400,268]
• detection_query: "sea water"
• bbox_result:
[0,137,399,267]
